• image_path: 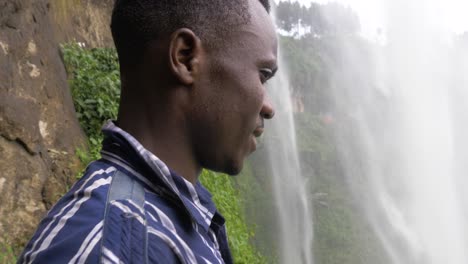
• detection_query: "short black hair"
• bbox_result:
[111,0,270,66]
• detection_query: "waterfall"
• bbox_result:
[264,47,315,264]
[239,10,315,264]
[326,0,468,263]
[240,1,468,263]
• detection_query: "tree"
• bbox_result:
[275,1,361,37]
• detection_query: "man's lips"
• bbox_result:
[253,127,264,137]
[253,119,265,138]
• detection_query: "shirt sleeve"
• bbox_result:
[18,164,184,264]
[17,169,111,264]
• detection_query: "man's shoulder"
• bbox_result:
[52,160,117,213]
[94,165,185,264]
[17,160,118,263]
[80,159,119,182]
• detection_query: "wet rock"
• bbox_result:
[0,0,114,252]
[0,136,48,248]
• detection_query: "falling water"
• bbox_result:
[241,0,468,263]
[240,11,315,264]
[325,0,468,263]
[264,48,315,264]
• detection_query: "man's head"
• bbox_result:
[112,0,278,178]
[111,0,271,66]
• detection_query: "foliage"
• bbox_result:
[275,1,360,36]
[280,35,330,113]
[200,171,267,264]
[61,44,265,262]
[61,43,121,160]
[0,243,17,264]
[232,160,280,264]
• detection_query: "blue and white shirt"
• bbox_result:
[19,121,233,264]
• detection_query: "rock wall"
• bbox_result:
[0,0,113,252]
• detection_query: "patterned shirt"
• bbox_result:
[19,121,233,264]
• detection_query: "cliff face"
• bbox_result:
[0,0,113,251]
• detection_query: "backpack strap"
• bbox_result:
[101,169,148,264]
[108,170,146,205]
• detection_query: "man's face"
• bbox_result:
[190,1,278,175]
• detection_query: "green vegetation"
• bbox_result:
[62,43,121,161]
[275,1,360,36]
[0,243,17,264]
[61,43,265,263]
[200,170,267,264]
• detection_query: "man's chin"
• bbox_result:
[215,161,242,176]
[208,159,244,176]
[200,152,246,176]
[224,166,242,176]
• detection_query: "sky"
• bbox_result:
[280,0,468,38]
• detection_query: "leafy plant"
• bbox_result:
[200,170,267,264]
[61,43,121,160]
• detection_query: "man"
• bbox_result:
[19,0,277,263]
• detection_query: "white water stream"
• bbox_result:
[264,49,315,263]
[326,0,468,263]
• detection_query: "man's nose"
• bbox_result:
[260,96,275,120]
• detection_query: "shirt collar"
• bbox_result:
[100,121,223,232]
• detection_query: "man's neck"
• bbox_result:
[117,96,201,184]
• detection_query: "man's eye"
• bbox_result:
[260,68,273,84]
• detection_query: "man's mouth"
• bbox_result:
[253,119,264,137]
[253,127,264,137]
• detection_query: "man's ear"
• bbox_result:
[168,28,202,86]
